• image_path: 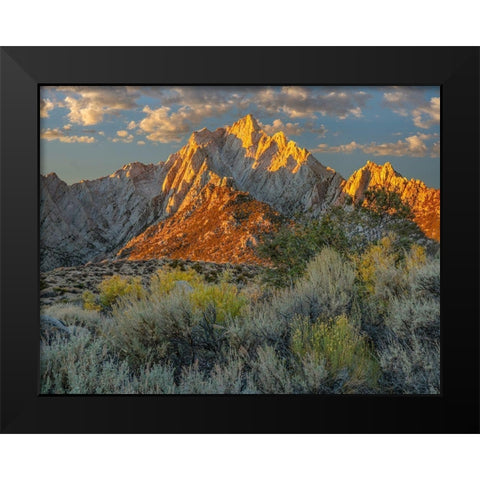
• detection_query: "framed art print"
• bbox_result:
[1,47,479,433]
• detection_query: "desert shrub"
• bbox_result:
[83,290,101,311]
[224,249,356,361]
[107,293,197,371]
[251,345,294,394]
[386,295,440,340]
[149,267,204,296]
[355,235,412,324]
[295,354,329,394]
[149,267,247,323]
[291,314,380,392]
[379,335,440,394]
[190,276,247,323]
[40,331,137,394]
[405,244,427,273]
[135,364,177,394]
[98,275,145,309]
[177,356,249,394]
[293,248,356,320]
[41,303,104,334]
[378,256,440,394]
[409,256,440,299]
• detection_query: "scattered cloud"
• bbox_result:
[40,99,54,118]
[113,133,134,144]
[137,103,233,143]
[63,124,72,131]
[313,134,439,158]
[260,119,304,136]
[56,86,140,126]
[260,118,328,138]
[252,87,371,120]
[137,140,146,145]
[127,121,137,130]
[98,131,105,136]
[140,86,365,135]
[412,97,440,129]
[40,128,95,144]
[314,141,360,154]
[382,87,440,129]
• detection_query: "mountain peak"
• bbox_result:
[365,160,394,172]
[227,114,262,148]
[236,113,261,130]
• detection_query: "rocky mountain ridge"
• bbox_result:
[40,114,440,271]
[342,161,440,241]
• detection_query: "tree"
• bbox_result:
[363,186,414,223]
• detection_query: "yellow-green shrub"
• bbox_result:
[405,244,427,273]
[191,281,247,323]
[98,275,145,309]
[150,268,246,323]
[149,267,204,296]
[83,290,102,311]
[291,314,380,391]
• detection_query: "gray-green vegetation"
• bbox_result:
[40,198,439,395]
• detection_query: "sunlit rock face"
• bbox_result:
[40,115,440,271]
[159,114,344,219]
[117,172,284,265]
[342,161,440,241]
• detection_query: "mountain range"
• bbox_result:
[40,114,440,271]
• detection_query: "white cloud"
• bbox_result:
[412,97,440,129]
[252,87,371,120]
[134,86,370,143]
[40,99,54,118]
[137,102,233,143]
[112,133,134,144]
[431,141,440,157]
[314,141,359,154]
[40,128,95,143]
[313,134,439,158]
[260,118,328,138]
[98,131,105,136]
[117,130,129,138]
[57,86,139,126]
[63,124,72,131]
[382,87,440,129]
[137,140,146,145]
[127,121,137,130]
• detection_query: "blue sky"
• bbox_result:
[40,86,440,188]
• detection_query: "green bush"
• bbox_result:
[257,212,349,287]
[291,314,380,392]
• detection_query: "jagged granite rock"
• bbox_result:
[342,161,440,241]
[160,114,344,219]
[41,114,344,270]
[40,162,167,270]
[117,172,284,265]
[40,114,440,270]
